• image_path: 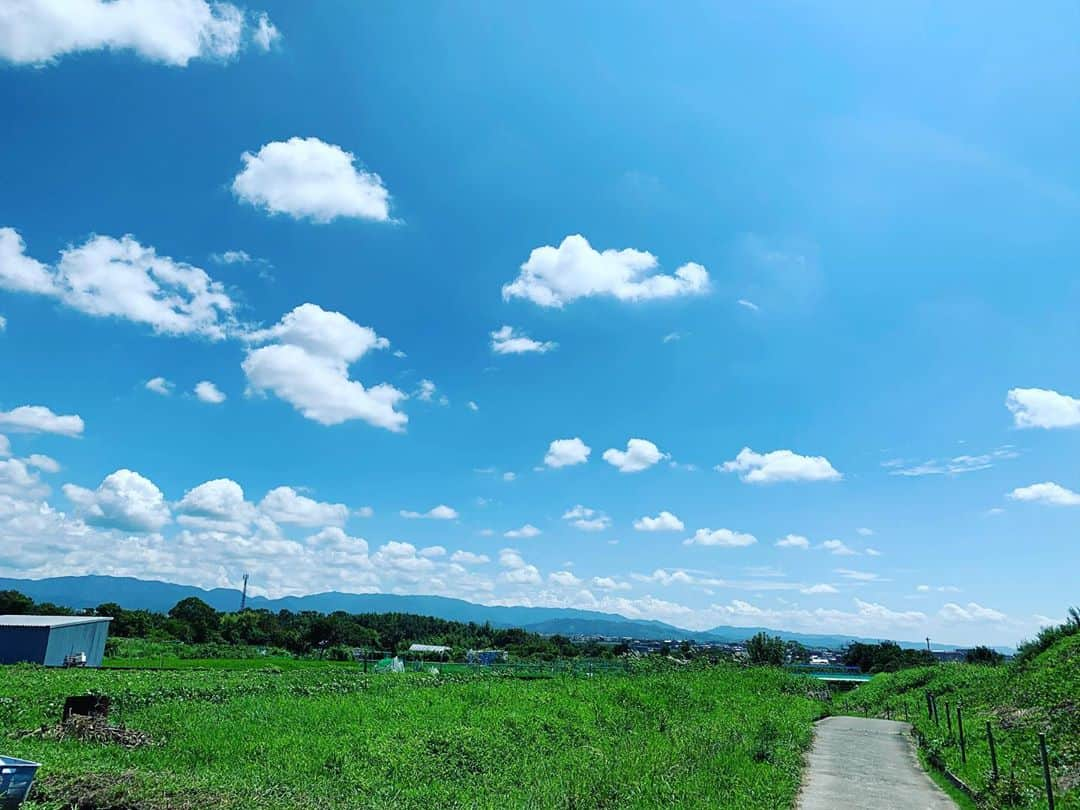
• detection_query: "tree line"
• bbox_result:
[0,589,613,661]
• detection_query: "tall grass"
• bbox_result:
[1,663,824,809]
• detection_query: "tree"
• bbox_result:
[168,597,220,643]
[965,645,1004,665]
[746,632,785,666]
[0,590,33,614]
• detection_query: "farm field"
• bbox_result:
[835,634,1080,809]
[1,662,825,809]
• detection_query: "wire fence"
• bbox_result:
[856,690,1066,809]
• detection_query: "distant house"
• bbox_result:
[407,643,451,659]
[0,615,112,667]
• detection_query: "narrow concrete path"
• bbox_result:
[797,716,956,810]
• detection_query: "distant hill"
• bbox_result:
[0,575,972,650]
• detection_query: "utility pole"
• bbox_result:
[240,573,249,611]
[926,636,931,653]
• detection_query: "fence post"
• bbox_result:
[945,701,952,736]
[926,692,934,721]
[1039,733,1055,810]
[957,703,966,765]
[986,722,998,782]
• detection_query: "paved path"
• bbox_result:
[797,717,956,810]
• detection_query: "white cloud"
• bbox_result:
[633,511,684,532]
[400,504,458,520]
[775,534,810,549]
[661,332,682,343]
[562,505,611,532]
[63,469,170,532]
[602,438,666,473]
[355,506,374,518]
[590,576,631,591]
[194,380,226,404]
[888,447,1018,476]
[683,528,757,547]
[0,228,235,339]
[0,315,5,330]
[450,550,489,565]
[250,12,280,50]
[504,524,541,538]
[737,298,760,312]
[503,234,709,308]
[822,539,858,556]
[1006,387,1080,429]
[145,377,173,396]
[242,303,405,431]
[498,548,541,584]
[502,472,516,482]
[1008,481,1080,506]
[720,447,841,484]
[856,527,874,536]
[25,454,60,474]
[0,435,9,457]
[490,325,557,355]
[917,584,960,593]
[0,458,49,499]
[544,437,591,468]
[258,486,348,527]
[211,250,257,265]
[0,0,279,67]
[801,584,838,595]
[466,401,479,412]
[232,137,390,223]
[939,602,1007,623]
[834,568,882,582]
[865,548,882,557]
[175,478,256,533]
[419,545,446,558]
[548,570,582,587]
[0,405,84,437]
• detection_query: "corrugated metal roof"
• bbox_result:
[0,615,112,629]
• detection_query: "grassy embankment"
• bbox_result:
[834,634,1079,809]
[1,663,824,809]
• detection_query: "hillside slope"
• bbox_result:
[835,634,1079,809]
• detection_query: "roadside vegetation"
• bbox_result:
[836,613,1080,809]
[2,662,825,809]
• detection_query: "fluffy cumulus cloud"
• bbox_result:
[548,570,582,587]
[0,228,235,339]
[0,0,279,67]
[775,533,810,549]
[562,505,611,532]
[0,405,84,437]
[498,548,541,585]
[63,469,170,532]
[1007,482,1080,506]
[242,303,406,431]
[503,234,709,308]
[504,524,541,539]
[590,576,631,591]
[720,447,841,484]
[633,511,684,532]
[0,435,10,457]
[544,437,590,468]
[490,325,556,355]
[602,438,666,473]
[194,381,225,404]
[683,528,757,547]
[1006,387,1080,429]
[400,505,458,520]
[822,539,857,556]
[232,137,390,223]
[175,477,256,533]
[258,486,348,527]
[939,602,1007,623]
[450,550,489,565]
[145,377,173,396]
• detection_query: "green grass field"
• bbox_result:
[834,634,1080,809]
[1,662,826,809]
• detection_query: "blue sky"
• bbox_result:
[1,1,1078,645]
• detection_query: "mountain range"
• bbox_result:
[0,575,966,651]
